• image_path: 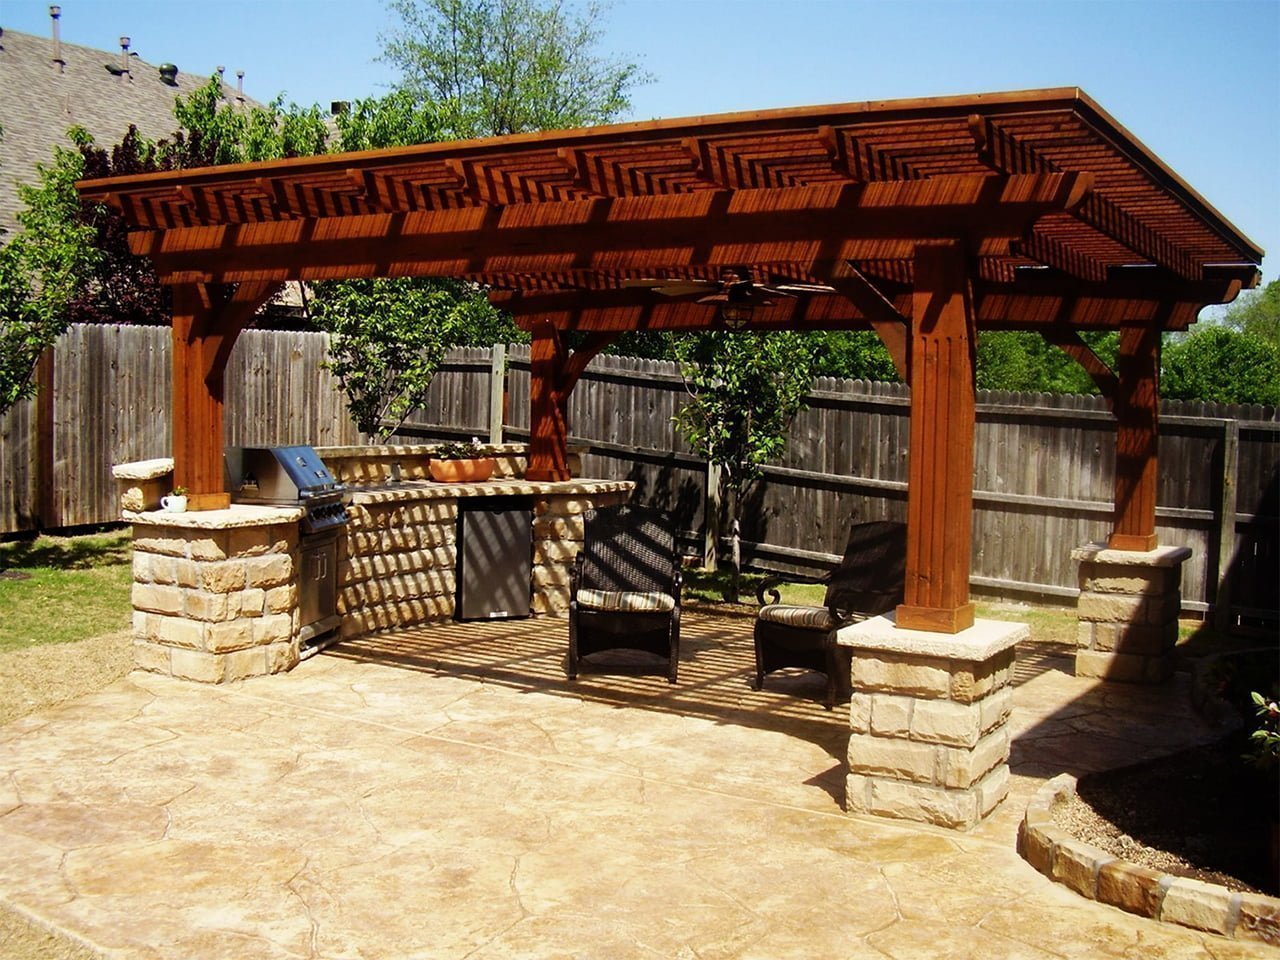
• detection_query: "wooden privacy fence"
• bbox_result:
[397,344,1279,628]
[2,329,1275,627]
[0,324,361,532]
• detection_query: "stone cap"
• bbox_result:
[349,478,634,504]
[1070,542,1193,567]
[112,458,175,481]
[317,443,528,458]
[124,504,303,529]
[836,612,1028,661]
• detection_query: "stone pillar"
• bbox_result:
[129,506,302,683]
[531,491,630,617]
[838,615,1026,831]
[1073,542,1191,683]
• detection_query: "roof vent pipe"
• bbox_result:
[119,36,130,78]
[158,63,178,86]
[49,5,64,73]
[236,69,244,102]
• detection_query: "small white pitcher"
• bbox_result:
[161,494,188,513]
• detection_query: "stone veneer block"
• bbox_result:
[126,505,302,683]
[335,477,633,640]
[1072,542,1191,684]
[837,614,1026,831]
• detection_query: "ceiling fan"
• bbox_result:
[619,269,835,318]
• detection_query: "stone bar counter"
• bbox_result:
[114,445,632,683]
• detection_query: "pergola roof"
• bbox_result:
[79,87,1261,334]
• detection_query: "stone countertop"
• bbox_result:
[347,478,633,505]
[112,458,175,481]
[124,504,304,529]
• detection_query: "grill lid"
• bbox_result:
[227,445,341,502]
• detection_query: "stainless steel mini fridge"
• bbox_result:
[455,498,533,620]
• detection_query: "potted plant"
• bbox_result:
[428,438,495,483]
[161,486,188,513]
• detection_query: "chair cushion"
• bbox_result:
[577,588,676,613]
[758,604,834,631]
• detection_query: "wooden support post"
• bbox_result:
[169,281,280,510]
[526,322,570,482]
[897,241,977,634]
[171,285,231,510]
[1109,323,1161,551]
[526,325,616,482]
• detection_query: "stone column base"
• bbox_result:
[836,615,1027,831]
[128,506,302,683]
[1072,543,1191,684]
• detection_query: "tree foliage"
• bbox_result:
[0,128,101,408]
[975,330,1118,395]
[1220,279,1280,349]
[1162,325,1280,406]
[310,277,518,438]
[673,331,815,595]
[380,0,646,138]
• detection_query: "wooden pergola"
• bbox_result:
[78,87,1261,635]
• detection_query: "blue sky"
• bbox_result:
[4,0,1277,282]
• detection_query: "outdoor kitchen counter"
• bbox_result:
[337,478,635,639]
[345,478,633,504]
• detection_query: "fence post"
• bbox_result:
[704,461,721,570]
[1213,418,1240,631]
[488,343,506,445]
[35,347,55,531]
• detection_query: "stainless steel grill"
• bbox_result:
[227,445,349,648]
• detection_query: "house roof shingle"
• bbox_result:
[0,28,250,235]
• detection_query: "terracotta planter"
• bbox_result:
[428,458,495,483]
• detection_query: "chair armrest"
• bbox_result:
[756,572,829,607]
[671,567,684,607]
[570,551,584,596]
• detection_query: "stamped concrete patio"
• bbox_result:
[0,612,1269,959]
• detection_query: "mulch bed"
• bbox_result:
[1054,735,1279,896]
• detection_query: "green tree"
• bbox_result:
[1220,279,1280,349]
[0,128,100,410]
[164,77,329,166]
[380,0,646,138]
[975,330,1118,394]
[673,331,815,599]
[809,331,900,383]
[331,90,442,150]
[1162,326,1280,406]
[310,277,518,438]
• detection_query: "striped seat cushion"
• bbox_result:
[758,604,834,631]
[577,589,676,613]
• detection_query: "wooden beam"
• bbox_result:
[896,241,977,634]
[970,115,1201,281]
[138,173,1093,284]
[1041,328,1119,404]
[526,322,570,482]
[1108,321,1162,550]
[824,263,911,379]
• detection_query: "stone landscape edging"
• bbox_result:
[1017,773,1280,946]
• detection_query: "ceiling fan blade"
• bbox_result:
[619,278,720,297]
[772,282,837,294]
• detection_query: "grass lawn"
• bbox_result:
[0,529,133,652]
[681,566,1083,645]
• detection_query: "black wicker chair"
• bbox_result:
[568,504,683,683]
[753,520,907,709]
